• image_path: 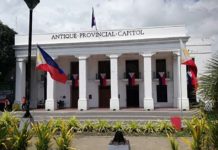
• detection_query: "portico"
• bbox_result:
[14,25,191,111]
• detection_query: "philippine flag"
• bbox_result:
[91,7,96,28]
[180,39,198,90]
[36,45,67,84]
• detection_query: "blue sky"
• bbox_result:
[0,0,218,51]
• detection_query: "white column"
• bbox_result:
[45,72,57,111]
[15,58,26,104]
[142,53,154,110]
[45,57,58,111]
[78,56,88,110]
[173,53,179,108]
[109,54,120,110]
[176,52,189,110]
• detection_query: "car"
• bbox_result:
[0,95,12,111]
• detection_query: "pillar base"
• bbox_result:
[45,99,57,111]
[177,98,189,110]
[78,98,88,111]
[144,98,154,110]
[110,98,120,111]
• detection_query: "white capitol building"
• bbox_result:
[14,25,211,111]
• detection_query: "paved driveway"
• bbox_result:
[72,136,190,150]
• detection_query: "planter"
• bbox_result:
[108,140,130,150]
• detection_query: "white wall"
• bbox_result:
[187,38,212,76]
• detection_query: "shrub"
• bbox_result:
[53,118,64,131]
[94,120,111,133]
[125,121,141,135]
[167,134,179,150]
[198,53,218,111]
[54,121,75,150]
[142,121,157,134]
[0,111,19,127]
[157,121,175,134]
[10,122,33,150]
[182,117,208,150]
[0,112,20,149]
[0,121,10,150]
[81,120,95,133]
[32,121,56,150]
[206,121,218,149]
[112,121,125,132]
[68,117,81,133]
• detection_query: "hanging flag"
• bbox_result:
[72,74,79,87]
[187,70,197,87]
[100,73,107,87]
[180,39,198,90]
[187,71,192,85]
[128,72,136,86]
[91,7,96,28]
[158,72,166,85]
[36,45,67,84]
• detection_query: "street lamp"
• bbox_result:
[23,0,40,118]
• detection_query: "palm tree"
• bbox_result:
[198,53,218,112]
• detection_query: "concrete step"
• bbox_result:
[11,109,198,122]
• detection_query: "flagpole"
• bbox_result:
[179,42,183,121]
[95,25,98,31]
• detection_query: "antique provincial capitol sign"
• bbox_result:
[51,29,145,40]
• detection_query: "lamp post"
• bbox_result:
[23,0,40,118]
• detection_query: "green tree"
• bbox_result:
[198,53,218,111]
[0,21,16,82]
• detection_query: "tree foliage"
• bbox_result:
[198,53,218,111]
[0,21,16,81]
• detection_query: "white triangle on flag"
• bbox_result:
[187,71,192,77]
[73,74,78,80]
[129,72,135,78]
[36,47,46,67]
[180,39,192,63]
[100,73,106,79]
[159,72,165,77]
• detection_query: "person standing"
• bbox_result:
[4,97,10,110]
[21,97,27,111]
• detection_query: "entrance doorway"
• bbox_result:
[71,86,79,108]
[157,85,168,102]
[71,61,79,108]
[126,85,139,107]
[99,86,110,108]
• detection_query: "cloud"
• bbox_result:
[0,0,217,51]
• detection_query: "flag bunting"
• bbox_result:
[158,72,166,85]
[72,74,79,87]
[100,73,107,87]
[128,72,136,86]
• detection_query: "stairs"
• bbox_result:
[12,109,199,122]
